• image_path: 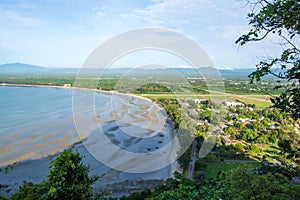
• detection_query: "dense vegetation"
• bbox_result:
[236,0,300,119]
[152,98,194,171]
[0,75,76,86]
[1,98,299,199]
[134,83,172,94]
[117,164,299,200]
[0,149,103,200]
[1,1,299,198]
[118,103,300,199]
[0,74,282,95]
[224,79,284,95]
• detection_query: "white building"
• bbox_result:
[63,84,71,87]
[225,101,244,107]
[239,118,249,123]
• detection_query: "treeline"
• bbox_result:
[0,76,76,86]
[0,75,213,95]
[224,80,284,95]
[0,73,285,95]
[153,98,196,171]
[135,83,172,94]
[154,98,181,129]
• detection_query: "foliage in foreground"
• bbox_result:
[121,164,299,200]
[2,148,299,200]
[236,0,300,120]
[6,149,102,200]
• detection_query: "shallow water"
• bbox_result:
[0,86,175,169]
[0,86,178,197]
[0,86,109,165]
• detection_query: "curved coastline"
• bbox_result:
[0,83,178,196]
[0,83,174,165]
[0,83,160,109]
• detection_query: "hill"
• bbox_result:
[0,63,78,74]
[0,62,256,79]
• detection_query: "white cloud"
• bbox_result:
[1,10,46,27]
[0,0,286,68]
[129,0,212,27]
[127,0,244,28]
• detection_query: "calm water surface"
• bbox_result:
[0,86,110,165]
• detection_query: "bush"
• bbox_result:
[195,161,208,170]
[234,142,244,152]
[11,149,101,200]
[247,143,261,154]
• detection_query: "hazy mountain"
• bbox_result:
[0,62,256,78]
[0,63,78,74]
[219,68,256,78]
[0,63,47,73]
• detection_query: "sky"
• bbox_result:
[0,0,283,68]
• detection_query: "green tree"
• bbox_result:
[236,0,300,120]
[198,109,212,122]
[234,142,244,152]
[147,184,199,200]
[46,149,100,199]
[278,139,300,160]
[11,149,101,200]
[247,143,261,154]
[242,128,258,141]
[234,121,244,129]
[187,100,198,109]
[11,181,48,200]
[256,134,269,144]
[224,126,238,139]
[226,166,296,199]
[177,145,192,171]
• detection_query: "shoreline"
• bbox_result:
[0,83,159,107]
[0,83,179,197]
[0,82,170,167]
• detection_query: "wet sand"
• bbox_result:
[0,84,179,197]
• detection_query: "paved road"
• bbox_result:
[187,139,197,179]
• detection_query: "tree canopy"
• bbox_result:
[236,0,300,120]
[9,149,102,200]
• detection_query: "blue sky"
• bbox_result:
[0,0,282,68]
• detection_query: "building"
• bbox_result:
[194,99,208,104]
[269,124,276,129]
[247,107,254,111]
[63,84,71,87]
[221,136,232,146]
[239,118,249,123]
[225,101,244,107]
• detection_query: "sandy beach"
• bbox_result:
[0,84,179,197]
[0,83,158,106]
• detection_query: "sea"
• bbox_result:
[0,86,110,165]
[0,86,177,197]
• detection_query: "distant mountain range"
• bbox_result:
[0,62,256,78]
[0,63,79,74]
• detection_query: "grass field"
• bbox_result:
[141,94,272,108]
[204,161,261,180]
[231,96,272,108]
[243,95,272,100]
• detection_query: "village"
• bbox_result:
[176,96,300,182]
